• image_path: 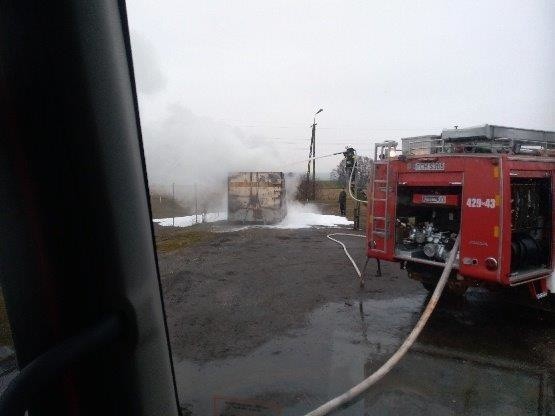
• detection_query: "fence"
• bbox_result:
[149,182,226,220]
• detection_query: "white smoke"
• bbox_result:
[141,104,283,187]
[131,32,288,210]
[131,33,167,96]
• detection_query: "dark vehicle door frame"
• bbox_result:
[0,1,180,414]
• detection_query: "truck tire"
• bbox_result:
[446,280,468,296]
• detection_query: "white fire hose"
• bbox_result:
[306,233,461,416]
[326,233,367,278]
[347,154,368,204]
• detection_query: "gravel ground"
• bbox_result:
[156,224,416,362]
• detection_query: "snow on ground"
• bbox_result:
[153,212,227,227]
[269,204,352,229]
[268,212,352,229]
[153,203,353,230]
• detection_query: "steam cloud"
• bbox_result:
[141,104,284,187]
[132,32,290,209]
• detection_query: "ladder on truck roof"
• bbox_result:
[370,141,397,253]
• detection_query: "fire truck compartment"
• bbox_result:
[509,177,552,277]
[394,185,461,264]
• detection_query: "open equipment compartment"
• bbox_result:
[395,185,462,264]
[510,177,552,274]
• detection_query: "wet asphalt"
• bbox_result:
[176,295,553,415]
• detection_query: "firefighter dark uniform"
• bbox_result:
[339,190,347,216]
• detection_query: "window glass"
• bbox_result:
[127,2,555,415]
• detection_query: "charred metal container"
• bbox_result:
[228,172,287,224]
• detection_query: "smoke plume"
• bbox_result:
[131,32,288,210]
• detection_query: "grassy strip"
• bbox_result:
[156,230,213,253]
[318,180,342,189]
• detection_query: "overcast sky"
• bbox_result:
[127,0,554,179]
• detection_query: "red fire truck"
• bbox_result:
[366,125,555,301]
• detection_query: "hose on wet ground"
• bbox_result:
[306,233,461,416]
[326,233,367,278]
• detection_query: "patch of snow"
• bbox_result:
[153,212,227,227]
[270,212,352,229]
[270,202,353,229]
[153,203,353,230]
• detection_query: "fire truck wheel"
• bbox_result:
[446,280,468,296]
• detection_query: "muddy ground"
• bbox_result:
[156,223,554,415]
[157,225,404,362]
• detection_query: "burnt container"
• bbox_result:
[228,172,287,224]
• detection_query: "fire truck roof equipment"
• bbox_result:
[402,125,555,156]
[441,124,555,143]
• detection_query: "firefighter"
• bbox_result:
[338,190,347,216]
[343,147,356,174]
[342,147,359,227]
[353,188,366,230]
[353,200,360,230]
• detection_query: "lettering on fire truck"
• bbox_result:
[412,194,459,206]
[410,162,445,171]
[466,198,496,209]
[422,195,445,204]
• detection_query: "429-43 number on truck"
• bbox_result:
[466,198,496,209]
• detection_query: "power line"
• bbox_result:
[252,141,376,147]
[250,137,385,143]
[218,122,444,131]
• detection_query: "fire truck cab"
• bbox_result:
[367,125,555,300]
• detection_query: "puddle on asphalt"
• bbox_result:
[174,293,552,415]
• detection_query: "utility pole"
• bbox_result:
[311,119,316,200]
[306,108,323,201]
[306,140,312,202]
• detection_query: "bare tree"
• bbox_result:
[330,156,373,190]
[296,177,321,202]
